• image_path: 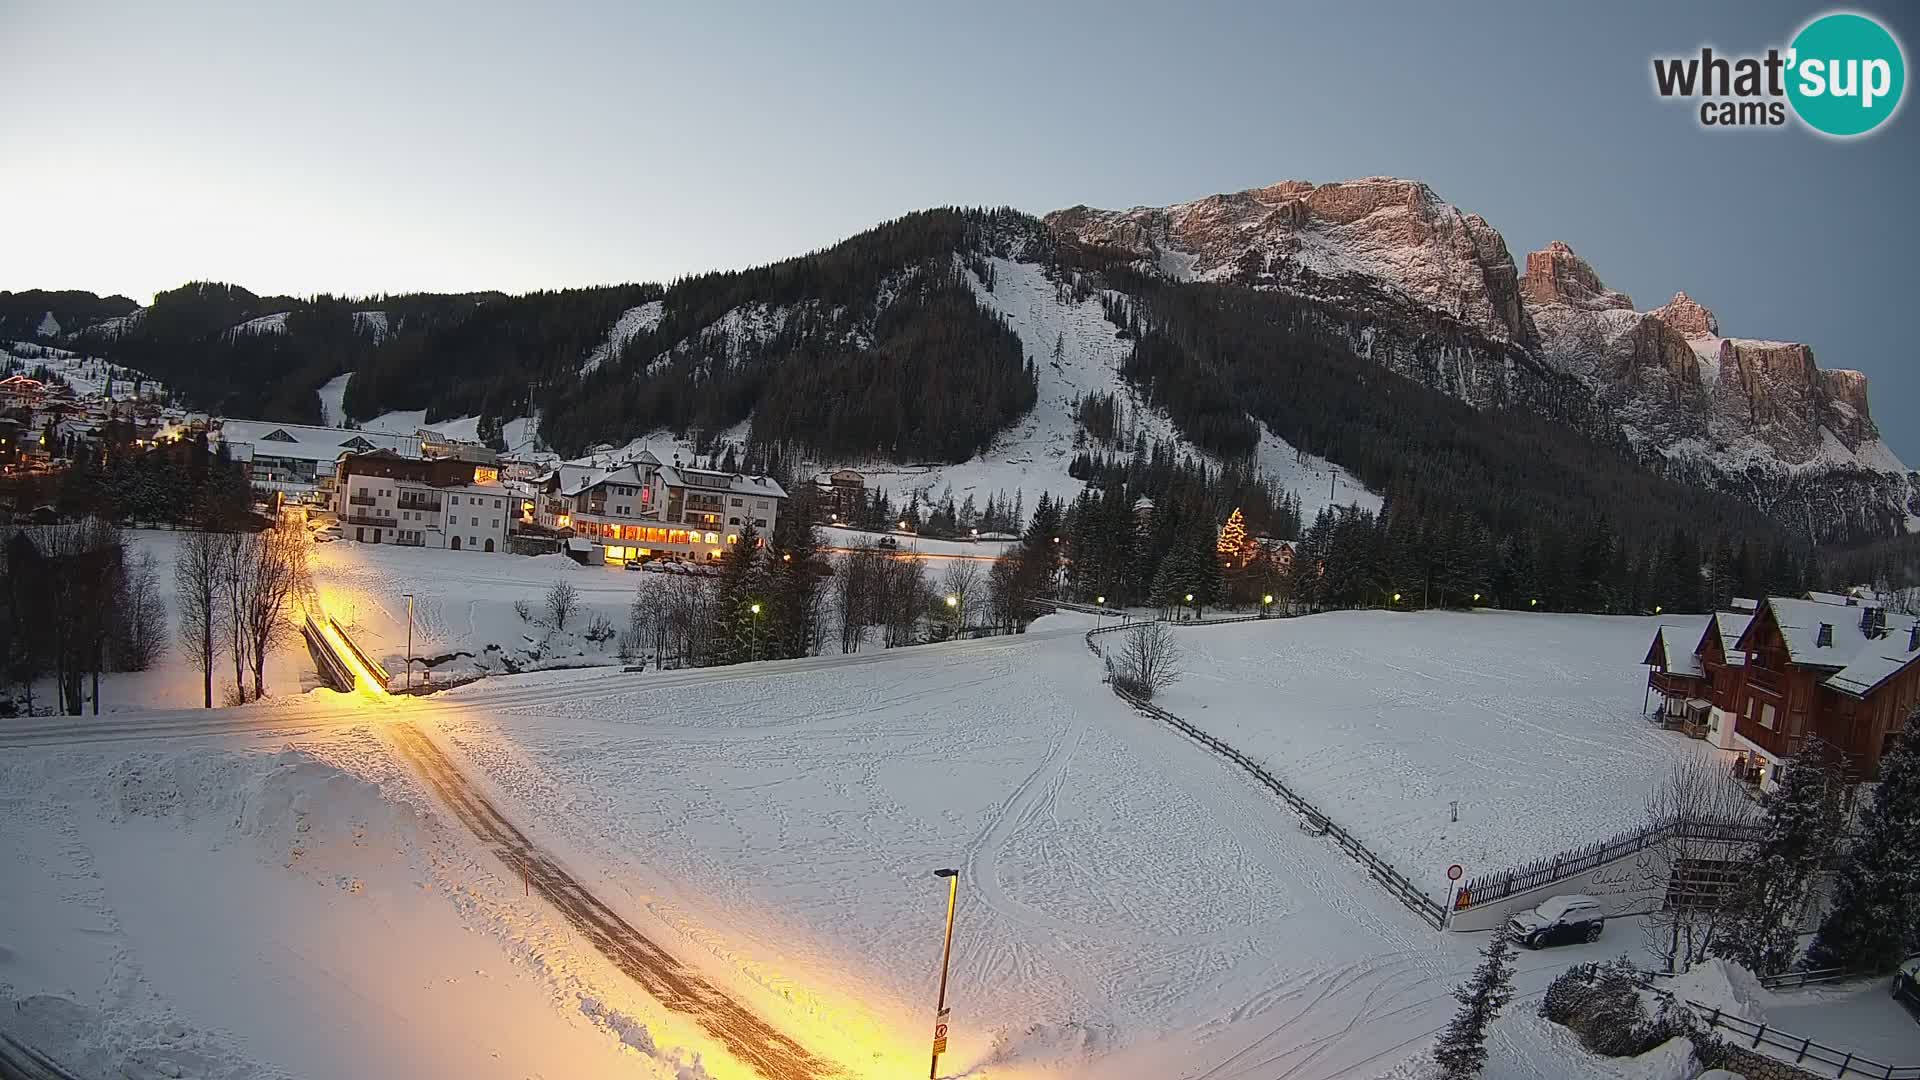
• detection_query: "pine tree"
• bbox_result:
[1433,928,1517,1078]
[1711,740,1846,975]
[1805,716,1920,973]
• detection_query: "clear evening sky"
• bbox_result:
[4,1,1915,461]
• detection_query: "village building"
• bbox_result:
[816,469,865,522]
[1643,592,1920,787]
[213,419,422,498]
[532,451,786,564]
[330,449,511,552]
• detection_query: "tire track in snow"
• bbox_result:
[384,720,842,1080]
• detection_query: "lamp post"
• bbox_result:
[929,868,960,1080]
[1262,593,1273,618]
[403,592,414,692]
[749,601,762,659]
[1184,592,1194,621]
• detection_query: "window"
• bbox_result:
[493,499,501,508]
[490,519,498,528]
[756,500,767,509]
[451,495,460,505]
[1760,703,1777,730]
[471,516,479,527]
[754,518,767,529]
[730,497,743,507]
[729,516,740,526]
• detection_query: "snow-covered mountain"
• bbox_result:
[1048,177,1916,539]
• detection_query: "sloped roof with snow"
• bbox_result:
[1707,610,1752,667]
[1805,590,1854,607]
[1824,630,1920,698]
[657,465,786,500]
[1757,598,1878,668]
[214,419,420,464]
[1645,622,1707,676]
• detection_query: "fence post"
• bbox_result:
[1752,1023,1766,1049]
[1796,1036,1810,1063]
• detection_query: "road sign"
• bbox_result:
[931,1036,947,1054]
[1446,863,1463,882]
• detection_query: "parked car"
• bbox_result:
[1507,894,1605,948]
[1894,954,1920,1017]
[877,536,899,550]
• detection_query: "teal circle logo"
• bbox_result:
[1787,12,1906,137]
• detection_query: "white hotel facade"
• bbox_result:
[532,451,786,563]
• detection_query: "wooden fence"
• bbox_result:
[1456,817,1766,911]
[1084,621,1449,928]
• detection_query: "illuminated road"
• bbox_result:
[385,720,842,1080]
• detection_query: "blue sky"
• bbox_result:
[3,0,1915,460]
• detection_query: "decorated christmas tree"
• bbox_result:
[1217,507,1254,567]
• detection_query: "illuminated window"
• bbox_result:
[704,532,718,544]
[726,534,738,545]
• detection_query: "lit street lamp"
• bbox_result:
[929,868,960,1080]
[750,602,762,659]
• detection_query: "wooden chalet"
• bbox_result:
[1644,594,1920,783]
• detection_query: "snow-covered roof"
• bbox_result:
[1729,597,1758,611]
[1645,623,1706,677]
[656,465,786,500]
[1759,598,1880,669]
[1706,610,1752,667]
[1823,630,1920,699]
[1804,590,1854,607]
[541,452,663,497]
[214,419,420,464]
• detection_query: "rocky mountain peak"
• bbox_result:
[1519,241,1634,311]
[1649,291,1720,338]
[1045,176,1527,342]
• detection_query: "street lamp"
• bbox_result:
[1472,592,1481,603]
[929,868,960,1080]
[1391,592,1401,604]
[402,592,414,692]
[749,602,762,660]
[945,594,958,608]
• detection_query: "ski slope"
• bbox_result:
[819,257,1377,522]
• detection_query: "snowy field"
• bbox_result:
[1154,611,1719,890]
[5,604,1911,1079]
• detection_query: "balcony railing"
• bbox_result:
[344,513,396,527]
[392,535,424,547]
[1746,665,1784,695]
[397,497,442,512]
[348,495,378,506]
[1648,670,1706,697]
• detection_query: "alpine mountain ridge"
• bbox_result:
[1048,176,1915,541]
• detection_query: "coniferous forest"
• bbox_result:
[7,203,1905,600]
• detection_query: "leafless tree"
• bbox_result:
[29,520,124,714]
[658,573,713,667]
[1640,755,1757,971]
[879,556,929,648]
[546,579,580,630]
[175,530,226,709]
[940,559,981,630]
[1111,620,1183,699]
[115,548,168,671]
[987,553,1026,634]
[836,548,883,653]
[239,525,302,700]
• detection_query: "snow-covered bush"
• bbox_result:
[1538,958,1686,1058]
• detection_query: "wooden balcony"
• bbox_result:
[1648,670,1706,697]
[1746,665,1784,695]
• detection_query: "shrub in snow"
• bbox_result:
[513,599,531,623]
[1109,621,1182,699]
[1433,928,1516,1077]
[584,613,615,644]
[1539,958,1687,1058]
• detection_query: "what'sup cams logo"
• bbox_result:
[1653,11,1906,137]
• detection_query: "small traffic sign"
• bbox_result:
[1446,864,1464,882]
[931,1037,947,1054]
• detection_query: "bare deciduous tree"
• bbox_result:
[175,530,226,709]
[240,525,302,700]
[1640,755,1756,971]
[546,579,580,630]
[836,548,883,653]
[940,559,981,630]
[1111,620,1183,699]
[987,553,1026,635]
[115,548,168,671]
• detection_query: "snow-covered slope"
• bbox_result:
[3,341,165,400]
[815,256,1376,521]
[315,372,352,427]
[579,300,664,376]
[224,311,290,338]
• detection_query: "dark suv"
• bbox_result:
[1506,894,1605,949]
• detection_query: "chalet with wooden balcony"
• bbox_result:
[331,449,510,553]
[1729,597,1920,781]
